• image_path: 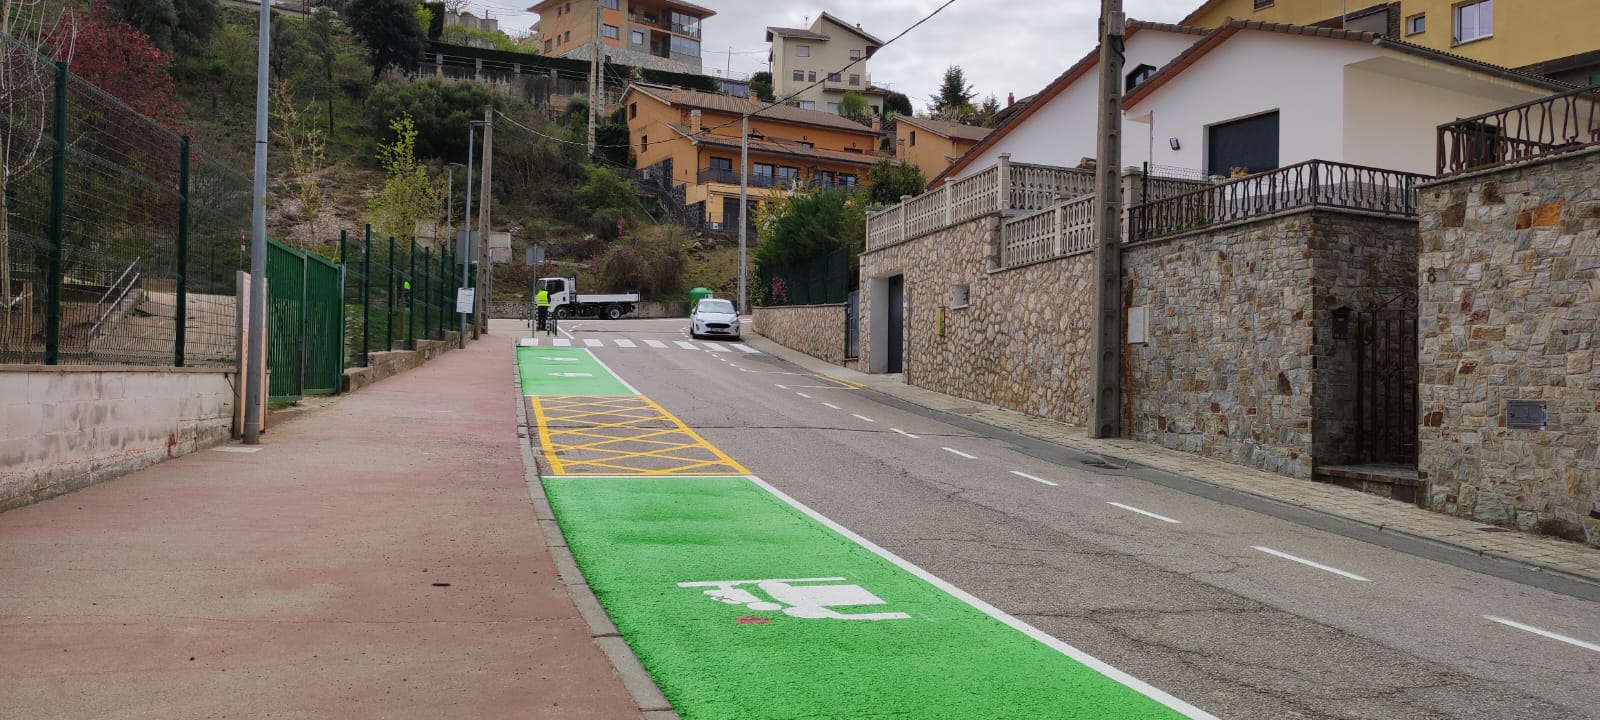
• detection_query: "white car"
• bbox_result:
[690,298,740,340]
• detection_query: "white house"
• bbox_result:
[940,19,1573,186]
[934,21,1206,186]
[1123,20,1573,177]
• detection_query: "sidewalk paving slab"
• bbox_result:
[747,332,1600,587]
[0,331,644,720]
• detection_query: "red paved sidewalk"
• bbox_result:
[0,334,643,719]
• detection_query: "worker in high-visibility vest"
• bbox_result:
[535,287,551,331]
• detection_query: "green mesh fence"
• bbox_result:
[757,247,852,307]
[344,228,461,368]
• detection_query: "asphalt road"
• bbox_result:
[541,317,1600,720]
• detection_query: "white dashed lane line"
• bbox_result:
[822,403,842,410]
[893,429,921,439]
[1252,546,1370,582]
[943,447,977,459]
[852,414,876,423]
[796,392,813,399]
[1485,617,1600,654]
[1010,470,1058,487]
[1107,502,1180,524]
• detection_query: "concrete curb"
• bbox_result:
[512,355,679,720]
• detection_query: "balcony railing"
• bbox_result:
[629,13,700,38]
[1437,86,1600,177]
[1128,160,1427,243]
[865,155,1097,252]
[698,167,862,191]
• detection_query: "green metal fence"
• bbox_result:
[757,247,852,306]
[2,33,247,366]
[343,226,461,369]
[265,238,343,402]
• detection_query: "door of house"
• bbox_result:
[1356,292,1419,464]
[886,275,904,374]
[844,290,860,360]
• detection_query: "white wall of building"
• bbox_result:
[949,30,1199,181]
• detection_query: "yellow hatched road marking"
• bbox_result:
[531,395,750,476]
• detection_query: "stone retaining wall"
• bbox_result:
[861,216,1095,425]
[752,305,848,365]
[1123,209,1417,478]
[342,333,460,394]
[0,366,235,511]
[1417,148,1600,546]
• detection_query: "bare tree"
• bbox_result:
[269,79,329,249]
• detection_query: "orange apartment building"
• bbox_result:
[625,84,883,229]
[530,0,714,75]
[893,115,992,180]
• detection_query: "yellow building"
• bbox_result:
[893,116,991,180]
[529,0,714,75]
[1180,0,1600,84]
[624,84,883,229]
[766,12,892,116]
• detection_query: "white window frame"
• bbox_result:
[1453,0,1492,44]
[849,49,861,60]
[600,24,619,40]
[796,45,811,58]
[1406,13,1425,35]
[797,101,816,110]
[827,101,840,114]
[630,30,644,44]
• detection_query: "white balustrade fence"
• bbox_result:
[865,155,1096,252]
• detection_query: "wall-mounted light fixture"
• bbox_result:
[1168,137,1181,151]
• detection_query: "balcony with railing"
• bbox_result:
[628,7,702,38]
[865,154,1097,253]
[823,74,870,93]
[1437,86,1600,177]
[1127,160,1427,243]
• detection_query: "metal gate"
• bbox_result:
[266,238,344,402]
[844,290,859,359]
[1355,292,1419,464]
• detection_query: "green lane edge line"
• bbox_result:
[544,474,1220,720]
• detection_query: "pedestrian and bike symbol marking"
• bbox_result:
[531,396,748,476]
[516,346,635,397]
[680,577,910,621]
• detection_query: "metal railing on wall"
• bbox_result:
[1437,86,1600,177]
[1127,160,1428,243]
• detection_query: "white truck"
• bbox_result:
[539,277,640,320]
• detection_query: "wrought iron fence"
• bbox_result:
[1128,160,1427,243]
[1437,86,1600,177]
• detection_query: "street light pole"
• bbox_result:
[737,113,749,314]
[242,0,271,444]
[460,123,477,349]
[446,162,462,242]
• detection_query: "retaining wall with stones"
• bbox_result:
[1124,208,1417,478]
[0,366,235,511]
[860,216,1095,425]
[752,304,849,365]
[1417,148,1600,546]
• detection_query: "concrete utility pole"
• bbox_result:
[461,121,476,349]
[737,114,749,314]
[587,0,601,156]
[1089,0,1125,439]
[476,107,493,335]
[242,0,271,444]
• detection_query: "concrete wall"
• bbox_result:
[752,304,849,365]
[1123,208,1417,478]
[860,215,1095,425]
[1417,148,1600,546]
[0,366,235,511]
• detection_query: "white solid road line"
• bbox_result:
[675,341,699,350]
[645,339,669,348]
[1011,470,1059,487]
[1107,502,1180,523]
[893,428,921,439]
[1485,616,1600,654]
[614,339,637,348]
[1252,546,1370,581]
[822,402,842,410]
[552,339,573,347]
[584,339,604,347]
[943,447,977,459]
[852,414,876,423]
[747,476,1222,720]
[796,392,813,399]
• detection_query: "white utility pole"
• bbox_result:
[587,0,601,156]
[737,114,749,314]
[242,0,271,444]
[1089,0,1125,439]
[460,122,476,349]
[476,106,493,335]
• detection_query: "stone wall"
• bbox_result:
[860,216,1095,425]
[0,366,235,511]
[1417,148,1600,546]
[753,304,848,365]
[1124,209,1417,478]
[342,334,460,394]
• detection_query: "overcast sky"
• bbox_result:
[470,0,1203,113]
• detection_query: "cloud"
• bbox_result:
[479,0,1201,111]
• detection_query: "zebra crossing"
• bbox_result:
[518,337,761,354]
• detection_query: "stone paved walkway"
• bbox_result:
[748,334,1600,586]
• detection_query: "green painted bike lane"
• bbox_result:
[517,346,636,396]
[517,348,1217,719]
